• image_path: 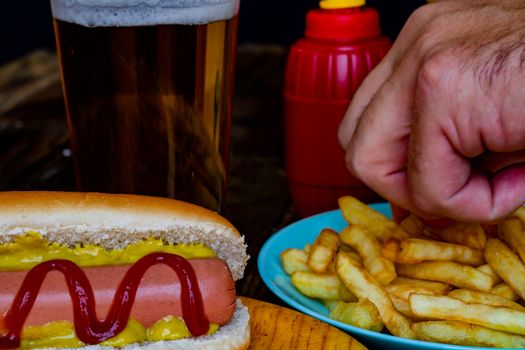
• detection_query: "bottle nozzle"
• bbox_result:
[319,0,365,9]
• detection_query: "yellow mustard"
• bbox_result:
[20,318,219,348]
[21,321,84,349]
[147,315,219,342]
[0,232,215,271]
[100,319,147,347]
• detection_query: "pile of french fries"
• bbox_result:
[280,196,525,348]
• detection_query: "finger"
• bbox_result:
[410,134,525,222]
[344,10,461,215]
[390,204,409,223]
[391,202,454,228]
[337,60,393,149]
[408,59,525,222]
[477,150,525,173]
[345,65,416,213]
[338,2,454,150]
[491,164,525,218]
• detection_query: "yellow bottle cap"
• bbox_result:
[319,0,365,9]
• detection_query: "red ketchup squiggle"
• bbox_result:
[0,253,209,348]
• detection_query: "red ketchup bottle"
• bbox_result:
[284,0,392,218]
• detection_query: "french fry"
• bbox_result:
[365,256,397,286]
[280,248,309,275]
[395,238,485,266]
[338,243,363,264]
[485,238,525,300]
[511,206,525,227]
[409,293,525,335]
[388,294,418,320]
[381,237,400,262]
[396,261,494,291]
[291,271,356,302]
[477,264,502,285]
[329,300,384,332]
[399,214,424,237]
[307,228,339,273]
[327,246,362,275]
[412,320,525,348]
[498,217,525,265]
[340,226,396,285]
[386,277,450,321]
[338,196,409,242]
[447,289,525,311]
[491,283,521,302]
[425,223,486,250]
[385,277,450,299]
[335,252,417,339]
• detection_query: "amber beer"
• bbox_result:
[50,0,238,211]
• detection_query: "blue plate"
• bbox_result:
[258,203,500,350]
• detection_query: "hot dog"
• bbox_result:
[0,191,250,350]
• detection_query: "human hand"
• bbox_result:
[338,0,525,223]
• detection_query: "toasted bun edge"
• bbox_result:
[39,299,251,350]
[0,191,248,280]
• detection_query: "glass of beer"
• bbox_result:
[50,0,239,212]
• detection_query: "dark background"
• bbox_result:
[0,1,425,65]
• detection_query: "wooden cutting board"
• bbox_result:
[240,297,368,350]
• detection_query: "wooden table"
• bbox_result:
[0,49,366,348]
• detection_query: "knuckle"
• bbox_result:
[404,6,428,28]
[405,2,454,35]
[417,48,459,96]
[406,3,441,29]
[345,145,364,176]
[346,144,374,180]
[337,125,348,149]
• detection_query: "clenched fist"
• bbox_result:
[338,0,525,222]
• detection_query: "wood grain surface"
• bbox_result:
[241,297,368,350]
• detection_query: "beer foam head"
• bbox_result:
[51,0,239,27]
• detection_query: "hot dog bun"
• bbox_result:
[126,299,250,350]
[12,301,251,350]
[0,191,250,350]
[0,191,248,280]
